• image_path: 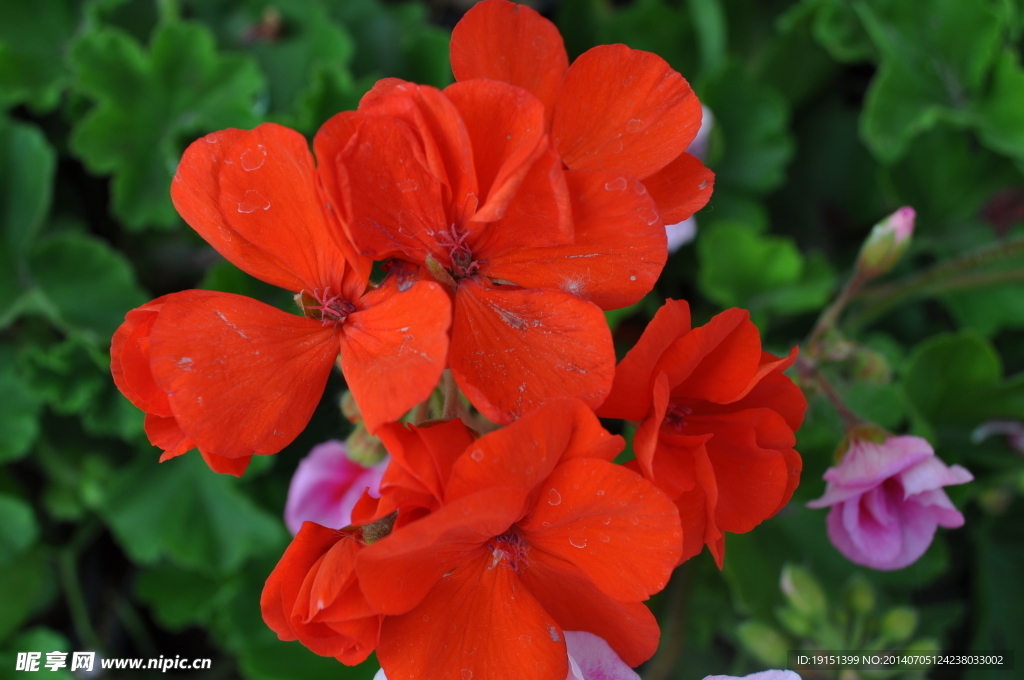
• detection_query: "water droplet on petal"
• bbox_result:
[603,516,612,525]
[397,179,418,192]
[638,207,659,225]
[470,449,484,462]
[569,536,587,548]
[548,488,561,505]
[604,177,627,191]
[699,180,709,190]
[240,144,267,171]
[626,118,642,133]
[596,489,605,496]
[237,189,271,213]
[462,670,473,680]
[599,533,611,543]
[634,183,648,195]
[630,515,640,525]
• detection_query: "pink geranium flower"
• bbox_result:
[807,435,972,571]
[284,440,388,534]
[705,672,801,680]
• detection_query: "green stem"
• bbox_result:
[641,563,693,680]
[441,370,460,422]
[846,238,1024,331]
[57,547,104,652]
[796,355,862,429]
[806,273,866,356]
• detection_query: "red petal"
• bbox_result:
[213,123,359,296]
[450,281,615,424]
[173,130,307,292]
[659,308,761,403]
[113,305,170,416]
[356,489,525,615]
[376,419,477,506]
[335,116,450,262]
[596,299,691,421]
[146,414,195,461]
[483,169,667,310]
[199,450,252,477]
[148,292,339,462]
[339,279,451,433]
[445,399,623,503]
[519,458,681,601]
[378,550,567,680]
[471,140,573,255]
[553,45,701,179]
[518,548,661,667]
[444,79,547,223]
[702,349,805,431]
[642,152,714,224]
[450,0,569,127]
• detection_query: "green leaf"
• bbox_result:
[857,0,1004,163]
[68,20,264,229]
[21,337,107,415]
[807,0,875,63]
[697,221,833,322]
[100,454,287,574]
[902,332,1003,426]
[701,62,794,194]
[0,494,38,567]
[27,232,147,342]
[0,343,41,463]
[136,563,237,631]
[975,49,1024,161]
[598,0,699,78]
[942,283,1024,337]
[0,116,56,324]
[970,501,1024,665]
[0,0,78,112]
[0,549,52,644]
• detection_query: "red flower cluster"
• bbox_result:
[109,1,805,677]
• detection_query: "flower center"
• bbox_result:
[663,402,693,432]
[487,527,530,572]
[436,224,482,280]
[303,287,356,325]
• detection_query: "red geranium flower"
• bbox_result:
[314,78,669,423]
[262,400,682,679]
[597,300,805,567]
[111,124,450,475]
[450,0,715,226]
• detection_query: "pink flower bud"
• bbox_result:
[807,435,971,570]
[856,206,916,278]
[284,440,388,534]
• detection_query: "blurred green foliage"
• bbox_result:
[0,0,1022,678]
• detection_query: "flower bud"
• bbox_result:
[346,424,389,466]
[737,621,789,668]
[844,574,875,616]
[340,390,361,424]
[878,606,918,645]
[780,564,828,619]
[856,206,915,279]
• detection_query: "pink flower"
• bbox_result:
[283,440,388,534]
[704,672,801,680]
[372,631,639,680]
[856,206,916,278]
[806,435,972,571]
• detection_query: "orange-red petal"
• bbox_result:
[376,419,477,507]
[518,548,661,667]
[553,45,701,179]
[450,280,615,424]
[519,458,681,601]
[642,151,715,224]
[450,0,569,127]
[356,488,525,615]
[596,299,691,421]
[482,169,667,310]
[378,550,567,680]
[338,278,451,433]
[148,292,339,462]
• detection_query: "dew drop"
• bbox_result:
[630,515,640,526]
[462,670,473,680]
[699,180,709,190]
[240,144,267,171]
[569,536,588,549]
[237,189,271,213]
[423,614,430,622]
[604,177,627,192]
[397,179,419,192]
[204,132,219,144]
[629,276,637,281]
[626,118,642,133]
[548,488,562,505]
[599,533,611,543]
[525,466,534,474]
[634,183,648,195]
[470,449,484,462]
[603,517,612,525]
[596,489,605,496]
[638,207,659,225]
